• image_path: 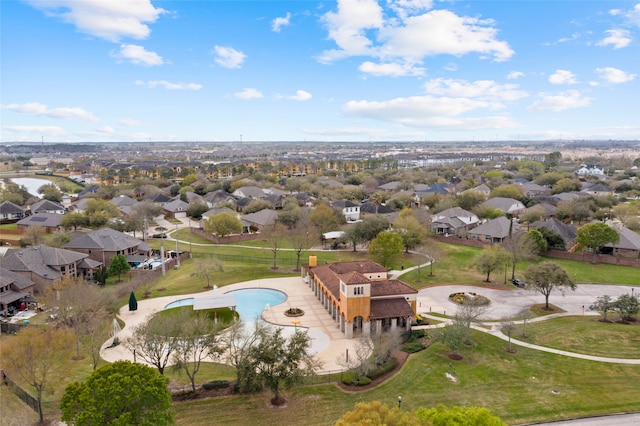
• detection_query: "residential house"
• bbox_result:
[241,209,279,233]
[430,207,480,237]
[63,227,151,268]
[201,207,238,226]
[463,184,491,199]
[575,164,605,176]
[483,197,526,216]
[0,245,90,294]
[232,186,268,199]
[581,183,614,197]
[601,223,640,259]
[332,200,360,222]
[110,195,138,208]
[0,201,27,223]
[469,217,519,243]
[519,182,551,197]
[203,190,237,208]
[16,213,64,232]
[293,192,316,208]
[302,257,417,338]
[530,218,577,250]
[359,201,396,221]
[0,267,36,317]
[162,199,189,219]
[30,199,66,215]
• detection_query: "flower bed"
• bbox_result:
[448,292,490,306]
[284,307,304,317]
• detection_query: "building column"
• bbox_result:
[375,320,382,336]
[362,321,371,337]
[390,318,397,332]
[345,321,353,338]
[340,315,345,332]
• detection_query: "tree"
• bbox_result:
[308,203,343,240]
[60,361,174,426]
[190,255,224,289]
[368,231,404,268]
[61,211,89,231]
[538,227,566,250]
[589,295,615,321]
[38,183,63,202]
[502,227,539,280]
[171,311,226,392]
[576,222,620,263]
[416,404,506,426]
[22,226,47,246]
[186,199,209,219]
[613,294,638,322]
[289,218,315,271]
[336,338,374,382]
[456,191,486,211]
[393,210,426,253]
[520,206,546,227]
[473,245,509,283]
[84,198,121,227]
[42,276,112,360]
[526,229,548,254]
[455,300,487,344]
[335,401,420,426]
[552,178,582,194]
[422,237,443,277]
[523,262,575,310]
[238,323,321,405]
[278,197,301,229]
[501,318,516,353]
[125,314,181,375]
[437,323,466,359]
[244,199,273,214]
[204,211,242,237]
[108,253,131,282]
[2,326,74,423]
[263,222,287,269]
[129,291,138,312]
[543,151,562,169]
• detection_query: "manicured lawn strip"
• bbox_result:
[516,315,640,358]
[173,331,640,425]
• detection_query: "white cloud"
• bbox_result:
[319,2,514,69]
[549,69,578,85]
[288,90,312,101]
[113,44,163,66]
[2,125,66,137]
[25,0,166,42]
[623,4,640,27]
[272,12,291,32]
[95,126,115,134]
[2,102,99,121]
[507,71,524,80]
[528,90,592,112]
[234,88,263,99]
[118,118,141,127]
[597,29,632,49]
[213,45,247,69]
[358,61,426,77]
[387,0,433,20]
[135,80,202,90]
[423,78,528,103]
[595,67,636,84]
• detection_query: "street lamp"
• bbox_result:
[397,395,402,408]
[175,223,180,268]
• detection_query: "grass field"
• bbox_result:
[172,331,640,425]
[517,315,640,358]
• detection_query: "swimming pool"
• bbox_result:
[164,288,286,322]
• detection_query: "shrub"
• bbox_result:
[402,341,426,353]
[367,357,398,380]
[353,376,372,386]
[202,380,230,390]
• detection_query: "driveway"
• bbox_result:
[417,284,635,320]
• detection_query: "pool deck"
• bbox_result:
[101,277,362,373]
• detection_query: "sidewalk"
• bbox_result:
[100,277,360,373]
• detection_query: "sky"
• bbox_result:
[1,0,639,144]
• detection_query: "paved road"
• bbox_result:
[524,412,640,426]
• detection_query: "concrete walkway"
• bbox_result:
[101,277,360,373]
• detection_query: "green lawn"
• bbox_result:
[173,330,640,425]
[516,315,640,358]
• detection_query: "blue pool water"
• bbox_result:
[164,288,287,321]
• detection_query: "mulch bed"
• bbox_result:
[336,350,410,392]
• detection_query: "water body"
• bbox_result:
[9,177,58,197]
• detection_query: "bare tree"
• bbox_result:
[501,317,516,353]
[190,255,224,289]
[171,310,226,391]
[336,338,374,381]
[263,222,287,269]
[455,299,487,344]
[125,313,181,375]
[289,218,315,271]
[503,228,539,280]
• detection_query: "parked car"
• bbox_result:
[151,233,167,238]
[512,279,525,288]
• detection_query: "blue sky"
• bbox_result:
[1,0,639,143]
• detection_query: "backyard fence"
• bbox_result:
[2,370,39,414]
